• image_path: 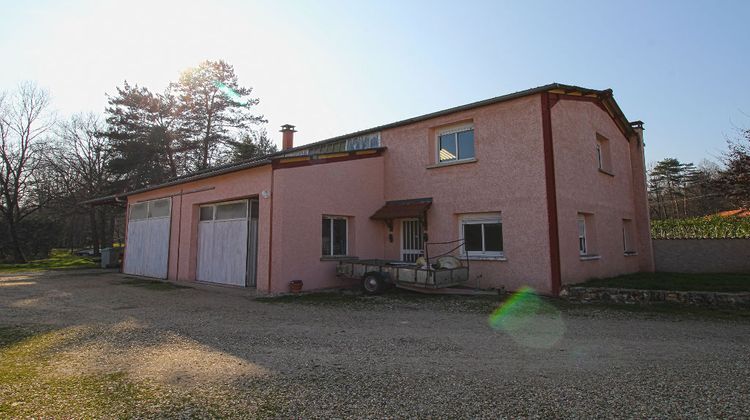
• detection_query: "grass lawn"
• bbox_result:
[578,272,750,293]
[0,250,97,273]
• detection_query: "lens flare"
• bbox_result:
[212,81,250,105]
[488,286,566,349]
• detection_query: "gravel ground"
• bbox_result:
[1,269,749,418]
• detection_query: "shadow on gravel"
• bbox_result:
[0,325,49,349]
[257,288,750,321]
[256,288,505,313]
[118,278,192,291]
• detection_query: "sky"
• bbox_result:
[1,0,748,166]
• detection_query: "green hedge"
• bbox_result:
[651,217,750,239]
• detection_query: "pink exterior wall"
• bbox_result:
[381,95,554,293]
[551,100,653,284]
[270,157,385,293]
[126,165,273,291]
[123,90,653,295]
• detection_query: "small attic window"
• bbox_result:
[596,134,613,175]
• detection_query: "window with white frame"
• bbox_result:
[460,213,503,257]
[322,216,348,256]
[438,125,475,163]
[622,218,636,254]
[199,200,248,222]
[577,215,587,256]
[129,198,171,221]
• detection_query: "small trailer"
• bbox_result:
[336,258,469,294]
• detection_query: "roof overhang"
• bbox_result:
[371,198,433,220]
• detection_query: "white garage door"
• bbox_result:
[197,200,250,286]
[123,198,171,278]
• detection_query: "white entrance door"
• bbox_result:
[124,198,171,279]
[197,200,249,286]
[401,218,424,262]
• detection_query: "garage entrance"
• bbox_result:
[123,198,171,278]
[196,199,259,287]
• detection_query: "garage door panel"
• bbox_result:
[197,222,215,282]
[197,219,248,286]
[123,198,171,279]
[213,220,248,286]
[196,200,249,287]
[146,218,170,279]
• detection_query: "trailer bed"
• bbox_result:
[336,259,469,289]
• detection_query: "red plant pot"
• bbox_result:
[289,280,303,293]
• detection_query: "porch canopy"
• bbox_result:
[370,197,432,220]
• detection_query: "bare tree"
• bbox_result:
[48,113,117,254]
[0,83,54,262]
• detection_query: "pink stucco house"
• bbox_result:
[115,83,654,295]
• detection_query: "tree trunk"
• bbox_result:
[6,216,27,263]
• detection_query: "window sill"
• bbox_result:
[426,158,477,169]
[579,254,601,261]
[624,252,639,257]
[320,256,355,261]
[460,255,507,261]
[598,168,615,177]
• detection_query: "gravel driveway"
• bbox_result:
[1,270,749,418]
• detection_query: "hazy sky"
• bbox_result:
[1,0,748,165]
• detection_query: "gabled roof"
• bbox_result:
[85,82,636,203]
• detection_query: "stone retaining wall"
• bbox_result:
[560,286,750,308]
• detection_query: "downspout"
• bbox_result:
[541,92,562,295]
[266,167,275,293]
[175,189,183,281]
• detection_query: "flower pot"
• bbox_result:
[289,280,303,293]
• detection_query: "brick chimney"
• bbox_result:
[280,124,296,150]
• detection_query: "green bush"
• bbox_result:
[651,216,750,239]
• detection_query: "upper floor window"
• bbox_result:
[460,213,503,258]
[438,126,475,163]
[322,216,348,257]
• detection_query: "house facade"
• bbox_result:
[118,84,654,295]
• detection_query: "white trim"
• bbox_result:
[130,198,172,221]
[436,124,475,164]
[199,199,249,222]
[400,218,424,262]
[322,215,348,257]
[426,157,478,169]
[459,213,504,258]
[438,123,474,136]
[577,215,587,256]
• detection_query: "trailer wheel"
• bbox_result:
[362,272,385,295]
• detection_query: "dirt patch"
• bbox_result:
[50,320,269,389]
